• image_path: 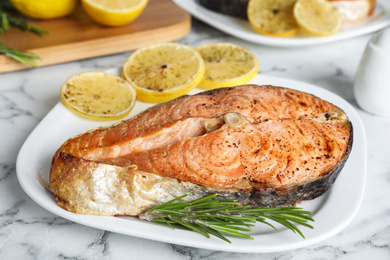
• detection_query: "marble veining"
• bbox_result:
[1,19,390,259]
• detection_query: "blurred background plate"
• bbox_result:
[173,0,390,47]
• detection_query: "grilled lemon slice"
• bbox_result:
[195,42,258,90]
[61,71,136,120]
[294,0,343,36]
[247,0,299,37]
[81,0,148,26]
[122,43,205,103]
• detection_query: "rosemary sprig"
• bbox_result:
[0,44,40,67]
[1,14,48,35]
[0,3,48,36]
[0,1,48,66]
[140,194,314,243]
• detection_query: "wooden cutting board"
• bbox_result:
[0,0,191,73]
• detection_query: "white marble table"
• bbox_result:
[1,19,389,259]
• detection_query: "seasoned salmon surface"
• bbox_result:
[50,85,352,215]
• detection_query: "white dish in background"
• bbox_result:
[172,0,390,47]
[16,73,366,253]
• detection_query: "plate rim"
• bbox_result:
[16,74,367,253]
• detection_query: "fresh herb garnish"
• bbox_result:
[0,1,48,67]
[0,44,40,67]
[140,194,314,243]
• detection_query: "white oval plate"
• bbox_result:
[16,73,366,253]
[173,0,390,47]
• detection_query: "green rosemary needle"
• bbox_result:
[0,44,40,67]
[0,3,48,36]
[140,194,315,243]
[0,2,48,66]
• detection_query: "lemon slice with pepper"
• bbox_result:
[61,71,136,120]
[122,43,205,103]
[195,42,259,90]
[247,0,300,37]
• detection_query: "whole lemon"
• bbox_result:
[10,0,79,19]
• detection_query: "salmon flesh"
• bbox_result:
[50,85,353,216]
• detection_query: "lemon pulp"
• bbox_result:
[294,0,343,36]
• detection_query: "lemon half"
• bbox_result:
[10,0,79,19]
[81,0,148,26]
[196,42,259,90]
[294,0,343,36]
[122,43,205,103]
[61,71,136,120]
[247,0,299,37]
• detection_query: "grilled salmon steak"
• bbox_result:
[50,85,352,215]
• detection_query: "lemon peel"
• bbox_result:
[10,0,79,19]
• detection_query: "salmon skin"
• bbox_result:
[50,85,353,216]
